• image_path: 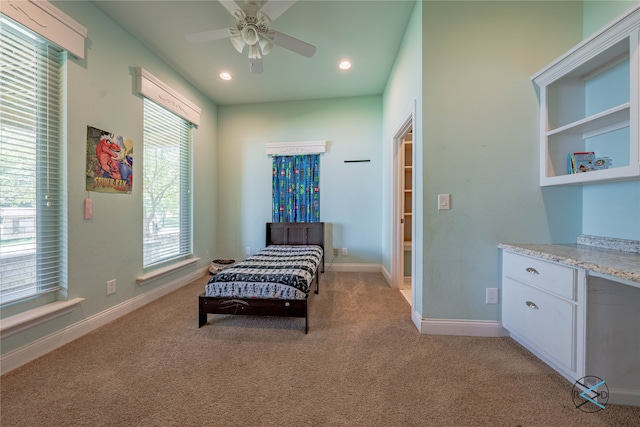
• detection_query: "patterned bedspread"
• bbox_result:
[205,245,323,300]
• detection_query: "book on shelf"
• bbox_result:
[567,152,612,174]
[573,151,596,173]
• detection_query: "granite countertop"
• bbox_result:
[498,240,640,286]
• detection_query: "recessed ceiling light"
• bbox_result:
[219,72,232,80]
[339,60,351,70]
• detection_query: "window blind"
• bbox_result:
[0,18,64,304]
[142,98,193,267]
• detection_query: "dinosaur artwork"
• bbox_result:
[86,126,134,194]
[96,135,122,180]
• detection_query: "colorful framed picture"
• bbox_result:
[86,126,133,194]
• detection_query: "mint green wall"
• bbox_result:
[216,96,383,264]
[382,0,422,312]
[583,1,639,37]
[420,1,584,321]
[582,1,640,241]
[1,1,218,354]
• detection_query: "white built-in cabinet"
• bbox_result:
[402,134,412,249]
[532,5,640,186]
[502,250,640,407]
[502,252,586,382]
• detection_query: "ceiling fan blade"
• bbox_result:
[249,58,264,74]
[272,31,316,58]
[218,0,242,16]
[258,1,297,22]
[185,28,234,43]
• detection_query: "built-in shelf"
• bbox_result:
[541,164,640,186]
[402,136,412,245]
[532,5,640,186]
[546,103,629,138]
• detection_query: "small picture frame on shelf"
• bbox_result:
[594,157,612,170]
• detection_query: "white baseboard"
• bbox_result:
[1,266,208,375]
[381,265,391,285]
[607,387,640,407]
[417,317,509,337]
[331,266,504,339]
[411,308,422,331]
[328,263,382,273]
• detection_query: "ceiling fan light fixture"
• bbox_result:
[230,34,246,53]
[258,37,273,55]
[242,25,260,46]
[339,60,352,70]
[248,44,261,59]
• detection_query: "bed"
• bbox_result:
[199,222,325,333]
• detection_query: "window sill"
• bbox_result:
[0,297,85,339]
[136,257,200,286]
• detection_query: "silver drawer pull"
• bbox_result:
[525,267,539,275]
[526,301,539,310]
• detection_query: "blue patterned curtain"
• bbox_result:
[272,155,320,222]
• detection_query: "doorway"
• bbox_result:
[399,129,413,303]
[392,113,414,306]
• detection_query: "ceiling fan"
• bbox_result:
[185,0,316,74]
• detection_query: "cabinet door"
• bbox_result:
[503,277,576,372]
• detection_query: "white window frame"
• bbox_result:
[136,68,199,271]
[0,0,85,337]
[141,100,194,269]
[0,16,65,305]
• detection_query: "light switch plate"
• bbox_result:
[437,194,450,210]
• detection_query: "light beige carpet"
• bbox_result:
[1,271,639,426]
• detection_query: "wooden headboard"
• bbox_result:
[266,222,325,272]
[266,222,324,248]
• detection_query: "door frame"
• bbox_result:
[391,110,414,294]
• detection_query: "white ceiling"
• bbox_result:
[92,0,416,105]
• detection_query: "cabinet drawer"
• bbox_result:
[503,277,575,371]
[503,251,576,300]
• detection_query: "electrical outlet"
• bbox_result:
[486,288,498,304]
[342,247,348,256]
[106,279,117,295]
[245,247,251,255]
[333,248,339,256]
[205,250,209,259]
